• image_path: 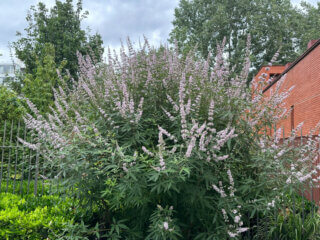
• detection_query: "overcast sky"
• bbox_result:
[0,0,318,63]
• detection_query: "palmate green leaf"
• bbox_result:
[179,166,190,178]
[103,164,118,172]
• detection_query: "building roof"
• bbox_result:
[262,38,320,93]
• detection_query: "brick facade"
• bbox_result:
[253,40,320,204]
[254,40,320,137]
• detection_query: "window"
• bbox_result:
[269,74,279,80]
[0,65,14,75]
[290,105,294,130]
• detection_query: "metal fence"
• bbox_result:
[0,120,47,196]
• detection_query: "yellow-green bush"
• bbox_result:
[0,193,79,240]
[0,86,25,122]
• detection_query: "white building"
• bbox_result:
[0,63,24,84]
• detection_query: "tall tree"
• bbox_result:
[296,1,320,54]
[22,43,66,114]
[13,0,104,79]
[169,0,320,74]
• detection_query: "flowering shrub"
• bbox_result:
[21,37,320,239]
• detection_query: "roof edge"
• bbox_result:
[262,38,320,93]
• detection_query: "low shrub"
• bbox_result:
[0,193,86,240]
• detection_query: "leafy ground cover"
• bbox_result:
[0,193,78,239]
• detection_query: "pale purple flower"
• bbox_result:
[212,184,226,198]
[18,138,39,151]
[163,222,169,230]
[122,163,128,172]
[162,107,175,122]
[142,146,154,156]
[185,136,196,158]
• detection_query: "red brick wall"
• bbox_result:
[252,65,285,96]
[257,45,320,137]
[253,45,320,205]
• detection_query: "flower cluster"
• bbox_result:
[213,169,248,238]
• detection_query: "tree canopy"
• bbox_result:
[22,43,66,114]
[0,85,25,122]
[169,0,320,74]
[297,1,320,52]
[13,0,104,79]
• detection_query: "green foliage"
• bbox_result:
[297,1,320,54]
[22,43,66,114]
[0,193,80,240]
[269,212,320,240]
[0,85,25,122]
[169,0,320,73]
[259,194,320,240]
[13,0,104,79]
[102,218,130,240]
[146,205,182,240]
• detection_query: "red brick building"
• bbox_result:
[253,39,320,204]
[253,39,320,138]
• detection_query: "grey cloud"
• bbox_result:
[0,0,319,61]
[0,0,179,60]
[82,0,179,47]
[0,0,35,43]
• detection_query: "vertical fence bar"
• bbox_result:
[34,150,39,196]
[301,128,305,227]
[293,191,296,216]
[12,120,20,194]
[313,131,320,216]
[57,175,61,195]
[311,185,314,218]
[247,212,251,239]
[256,209,259,239]
[292,126,296,216]
[282,126,288,230]
[41,154,45,196]
[274,124,279,240]
[0,120,7,193]
[26,142,33,195]
[6,121,14,192]
[49,172,52,195]
[20,125,27,195]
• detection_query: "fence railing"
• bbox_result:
[0,120,49,196]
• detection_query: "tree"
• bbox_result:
[0,85,25,122]
[169,0,320,74]
[13,0,104,79]
[22,43,66,114]
[296,1,320,54]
